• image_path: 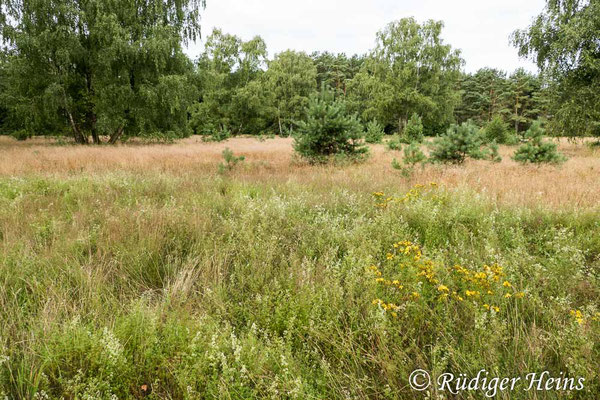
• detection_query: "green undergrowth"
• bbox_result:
[0,175,598,399]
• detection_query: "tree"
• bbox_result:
[507,69,545,135]
[311,51,364,95]
[347,18,463,135]
[512,121,566,163]
[0,0,204,144]
[293,89,367,162]
[484,115,513,144]
[190,29,268,136]
[364,120,385,144]
[402,113,424,143]
[513,0,600,137]
[261,50,317,136]
[455,68,511,125]
[429,121,490,164]
[0,50,8,133]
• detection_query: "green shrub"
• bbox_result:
[387,135,403,151]
[205,127,232,143]
[218,148,245,173]
[488,142,503,163]
[293,89,368,163]
[402,113,424,143]
[11,130,32,141]
[364,120,385,144]
[392,142,427,177]
[428,121,490,164]
[512,121,566,164]
[484,115,515,144]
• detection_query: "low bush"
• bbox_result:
[402,113,424,143]
[11,130,32,141]
[484,115,516,145]
[218,148,245,173]
[512,121,566,164]
[364,120,385,144]
[428,121,492,163]
[392,142,427,176]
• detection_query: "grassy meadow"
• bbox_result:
[0,136,599,399]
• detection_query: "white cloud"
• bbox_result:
[185,0,546,73]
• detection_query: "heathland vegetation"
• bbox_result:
[0,137,599,399]
[0,0,599,399]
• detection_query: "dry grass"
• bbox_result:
[1,135,598,208]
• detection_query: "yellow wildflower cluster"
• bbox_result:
[417,260,438,284]
[570,310,585,325]
[372,299,400,318]
[568,309,598,326]
[450,263,524,310]
[369,240,525,318]
[372,183,438,209]
[372,192,394,209]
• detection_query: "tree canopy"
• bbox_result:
[513,0,600,137]
[0,0,205,143]
[0,4,593,143]
[347,18,463,135]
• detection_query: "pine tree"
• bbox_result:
[484,115,515,144]
[402,113,424,143]
[512,122,566,164]
[294,89,367,162]
[429,121,489,163]
[364,120,385,144]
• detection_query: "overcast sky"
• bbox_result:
[185,0,546,73]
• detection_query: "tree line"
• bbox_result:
[0,0,597,143]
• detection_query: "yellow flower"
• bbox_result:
[437,285,449,292]
[515,292,525,298]
[503,281,512,288]
[391,312,398,318]
[505,293,512,298]
[483,304,490,310]
[392,280,400,285]
[492,306,500,313]
[376,278,384,283]
[411,292,420,299]
[570,310,584,325]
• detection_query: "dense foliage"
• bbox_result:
[293,89,367,162]
[512,121,566,164]
[429,121,490,163]
[455,68,546,135]
[347,18,463,135]
[513,0,600,137]
[0,1,595,144]
[0,0,204,143]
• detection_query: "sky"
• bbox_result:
[185,0,547,74]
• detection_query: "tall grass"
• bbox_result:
[0,173,598,398]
